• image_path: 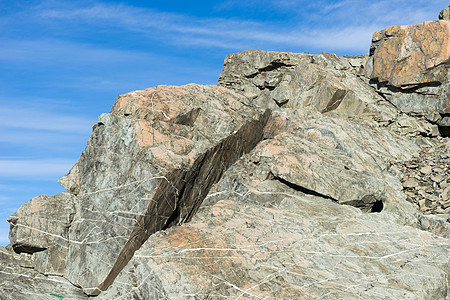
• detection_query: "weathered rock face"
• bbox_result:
[218,51,398,124]
[367,20,450,134]
[7,84,270,295]
[102,165,449,299]
[0,246,88,299]
[1,11,450,300]
[440,6,450,20]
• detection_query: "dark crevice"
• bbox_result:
[438,126,450,137]
[272,175,334,200]
[322,89,348,113]
[437,114,450,137]
[275,99,289,107]
[370,200,384,213]
[92,109,272,296]
[171,108,202,127]
[272,174,384,213]
[369,79,441,94]
[246,61,295,79]
[12,244,47,255]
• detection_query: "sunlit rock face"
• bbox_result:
[1,10,450,300]
[7,84,270,295]
[367,20,450,135]
[439,6,450,20]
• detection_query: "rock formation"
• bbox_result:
[1,9,449,300]
[440,6,450,20]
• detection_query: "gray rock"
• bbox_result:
[7,84,270,295]
[0,246,87,299]
[218,50,398,124]
[439,6,450,20]
[102,159,449,299]
[1,13,450,300]
[420,166,433,175]
[402,178,419,188]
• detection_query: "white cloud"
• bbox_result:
[0,159,75,178]
[0,107,93,133]
[21,0,445,55]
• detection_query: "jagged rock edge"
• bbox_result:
[91,109,272,295]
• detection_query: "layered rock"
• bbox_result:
[367,20,450,134]
[7,84,270,295]
[1,10,450,300]
[218,51,398,124]
[102,158,449,299]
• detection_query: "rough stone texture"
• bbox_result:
[7,84,270,295]
[1,14,450,300]
[440,6,450,20]
[391,138,450,237]
[101,159,449,299]
[0,246,87,299]
[218,50,399,124]
[367,20,450,131]
[253,109,419,221]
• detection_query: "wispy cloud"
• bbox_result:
[18,1,382,53]
[0,159,75,178]
[22,0,445,55]
[0,107,92,133]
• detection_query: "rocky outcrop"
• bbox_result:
[103,159,449,299]
[7,84,270,295]
[1,10,450,300]
[440,6,450,20]
[218,51,398,124]
[367,20,450,135]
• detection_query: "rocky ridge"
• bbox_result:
[1,10,449,300]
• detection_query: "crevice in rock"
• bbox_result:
[246,61,295,78]
[12,244,47,255]
[274,99,289,107]
[272,175,334,200]
[92,109,272,296]
[437,114,450,137]
[370,79,441,94]
[322,89,348,113]
[370,200,384,213]
[272,175,384,213]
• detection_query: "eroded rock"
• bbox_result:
[368,20,450,135]
[218,50,398,124]
[439,6,450,20]
[1,10,450,300]
[7,84,270,295]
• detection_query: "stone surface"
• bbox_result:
[0,246,87,299]
[218,50,399,124]
[101,160,449,299]
[393,138,450,231]
[367,20,450,129]
[1,12,450,300]
[7,84,270,295]
[440,6,450,20]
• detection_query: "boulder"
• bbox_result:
[367,20,450,133]
[7,84,270,295]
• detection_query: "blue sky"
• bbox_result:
[0,0,447,245]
